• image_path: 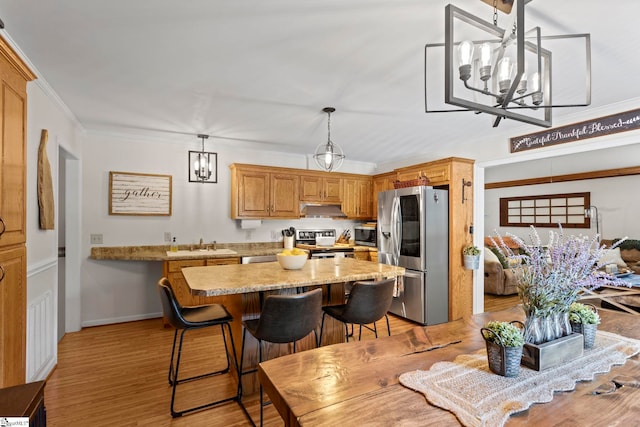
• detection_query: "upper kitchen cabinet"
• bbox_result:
[395,161,450,187]
[299,174,342,204]
[230,164,300,219]
[343,177,372,219]
[371,172,396,219]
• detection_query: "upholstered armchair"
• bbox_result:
[484,247,519,296]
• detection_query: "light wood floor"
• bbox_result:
[44,294,518,426]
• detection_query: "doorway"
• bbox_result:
[58,146,81,339]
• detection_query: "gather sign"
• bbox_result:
[510,108,640,153]
[109,171,172,216]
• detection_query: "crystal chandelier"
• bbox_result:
[313,107,345,172]
[425,0,591,128]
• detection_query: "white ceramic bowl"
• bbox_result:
[277,253,308,270]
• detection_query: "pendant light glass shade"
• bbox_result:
[313,107,345,172]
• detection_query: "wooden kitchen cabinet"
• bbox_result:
[372,172,396,219]
[343,177,372,219]
[395,161,450,186]
[299,175,342,203]
[0,246,26,387]
[230,165,299,219]
[163,257,240,307]
[396,157,474,321]
[0,36,35,388]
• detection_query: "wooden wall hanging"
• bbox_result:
[38,129,55,229]
[510,108,640,153]
[109,171,172,216]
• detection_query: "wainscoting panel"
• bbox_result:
[27,290,55,381]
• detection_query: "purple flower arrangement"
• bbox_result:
[491,226,630,318]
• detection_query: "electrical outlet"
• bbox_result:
[164,232,172,242]
[90,234,103,244]
[246,230,253,240]
[270,230,280,240]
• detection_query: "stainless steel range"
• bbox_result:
[295,228,355,259]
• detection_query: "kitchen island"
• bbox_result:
[181,257,405,395]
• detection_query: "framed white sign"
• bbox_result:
[109,171,172,216]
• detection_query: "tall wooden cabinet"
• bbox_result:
[395,158,475,321]
[0,36,35,387]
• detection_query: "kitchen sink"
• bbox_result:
[166,249,238,257]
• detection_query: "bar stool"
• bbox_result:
[238,288,323,426]
[319,278,395,343]
[157,278,247,419]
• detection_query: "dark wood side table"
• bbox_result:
[0,381,46,426]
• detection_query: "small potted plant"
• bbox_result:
[481,320,524,377]
[569,302,600,349]
[462,245,481,270]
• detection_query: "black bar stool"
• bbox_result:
[157,277,249,421]
[319,278,395,343]
[238,288,322,426]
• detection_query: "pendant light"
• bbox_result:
[193,134,212,181]
[313,107,345,172]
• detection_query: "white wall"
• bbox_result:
[25,76,82,382]
[81,132,369,326]
[484,143,640,242]
[485,175,640,242]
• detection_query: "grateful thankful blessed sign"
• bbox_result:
[510,108,640,153]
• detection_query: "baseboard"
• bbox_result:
[81,312,163,328]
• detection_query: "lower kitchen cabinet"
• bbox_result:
[353,251,370,261]
[0,246,26,387]
[163,257,240,307]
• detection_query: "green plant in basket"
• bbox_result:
[463,245,481,256]
[569,303,600,325]
[482,321,524,348]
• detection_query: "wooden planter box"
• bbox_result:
[521,333,584,371]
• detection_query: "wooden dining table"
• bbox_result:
[259,305,640,426]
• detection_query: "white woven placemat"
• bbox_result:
[399,331,640,427]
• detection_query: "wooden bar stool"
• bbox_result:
[238,288,322,426]
[319,278,395,343]
[157,278,250,421]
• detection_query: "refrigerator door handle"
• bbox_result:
[390,196,401,264]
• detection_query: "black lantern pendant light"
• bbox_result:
[193,134,212,181]
[313,107,345,172]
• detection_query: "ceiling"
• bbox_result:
[2,0,640,167]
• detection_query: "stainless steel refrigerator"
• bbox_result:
[377,186,449,325]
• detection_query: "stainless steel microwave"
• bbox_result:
[354,225,377,247]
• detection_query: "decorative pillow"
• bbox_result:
[598,247,628,268]
[488,246,510,269]
[484,247,500,263]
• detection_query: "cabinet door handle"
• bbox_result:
[0,265,5,282]
[0,217,5,237]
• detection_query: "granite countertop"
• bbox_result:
[182,257,405,296]
[90,243,377,261]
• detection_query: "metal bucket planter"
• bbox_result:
[481,323,524,377]
[463,254,480,270]
[570,303,598,349]
[571,322,597,349]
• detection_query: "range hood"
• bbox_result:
[301,204,347,218]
